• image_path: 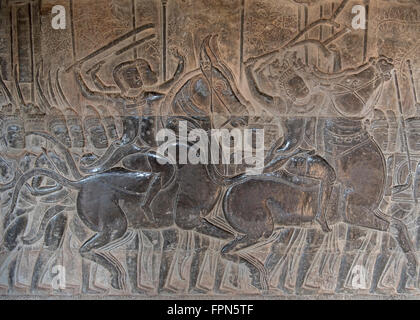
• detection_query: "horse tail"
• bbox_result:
[9,168,82,218]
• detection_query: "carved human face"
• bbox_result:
[137,60,158,86]
[117,60,158,91]
[68,118,85,148]
[285,75,309,100]
[50,120,72,148]
[85,118,108,149]
[6,122,25,149]
[122,66,143,89]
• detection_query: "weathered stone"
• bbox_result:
[1,0,420,299]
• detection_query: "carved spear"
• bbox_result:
[408,60,420,203]
[408,59,418,106]
[161,0,168,81]
[393,70,417,204]
[239,0,245,82]
[362,0,369,63]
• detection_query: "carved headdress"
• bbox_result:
[83,105,102,128]
[47,107,67,129]
[24,104,46,132]
[65,107,80,125]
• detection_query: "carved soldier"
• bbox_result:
[65,108,85,149]
[83,105,108,150]
[47,108,72,149]
[75,49,185,145]
[0,109,36,293]
[3,113,26,151]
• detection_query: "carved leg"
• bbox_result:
[3,214,28,293]
[141,230,162,293]
[335,225,369,293]
[158,228,179,293]
[295,229,324,295]
[188,234,209,293]
[126,230,146,294]
[81,259,106,294]
[390,218,417,281]
[213,254,239,294]
[265,228,298,293]
[370,233,393,294]
[221,235,269,291]
[31,212,67,294]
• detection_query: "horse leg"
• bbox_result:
[79,229,128,290]
[77,192,129,290]
[315,181,334,232]
[295,228,325,295]
[31,211,67,294]
[69,215,104,294]
[189,218,237,293]
[221,234,270,292]
[140,173,161,222]
[78,199,128,292]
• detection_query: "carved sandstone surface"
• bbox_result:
[1,0,420,298]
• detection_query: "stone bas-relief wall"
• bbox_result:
[1,0,420,298]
